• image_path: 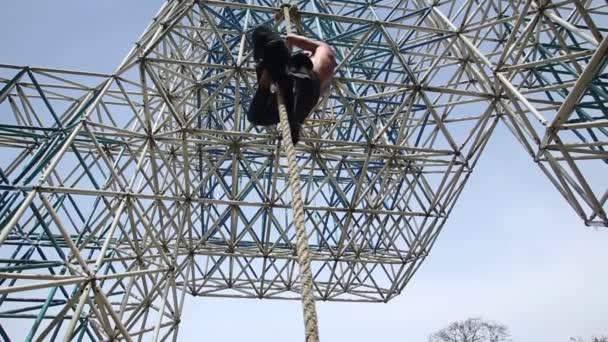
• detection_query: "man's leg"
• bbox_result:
[289,83,318,144]
[247,68,279,126]
[288,55,321,144]
[292,76,320,124]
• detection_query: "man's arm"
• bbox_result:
[286,34,323,52]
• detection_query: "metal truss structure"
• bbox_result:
[0,0,606,340]
[495,10,608,227]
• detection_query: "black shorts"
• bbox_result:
[247,26,321,143]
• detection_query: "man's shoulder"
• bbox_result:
[317,43,336,62]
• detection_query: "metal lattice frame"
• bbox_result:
[0,0,605,340]
[492,3,608,226]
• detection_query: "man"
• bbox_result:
[247,25,336,144]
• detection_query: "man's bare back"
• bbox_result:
[286,34,337,93]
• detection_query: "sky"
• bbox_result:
[1,1,606,341]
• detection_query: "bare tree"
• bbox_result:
[570,336,608,342]
[429,317,511,342]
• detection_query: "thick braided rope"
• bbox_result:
[274,5,320,342]
[276,91,319,342]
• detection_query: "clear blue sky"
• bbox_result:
[1,1,606,341]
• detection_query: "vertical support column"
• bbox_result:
[276,4,320,342]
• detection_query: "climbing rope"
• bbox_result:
[275,4,320,342]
